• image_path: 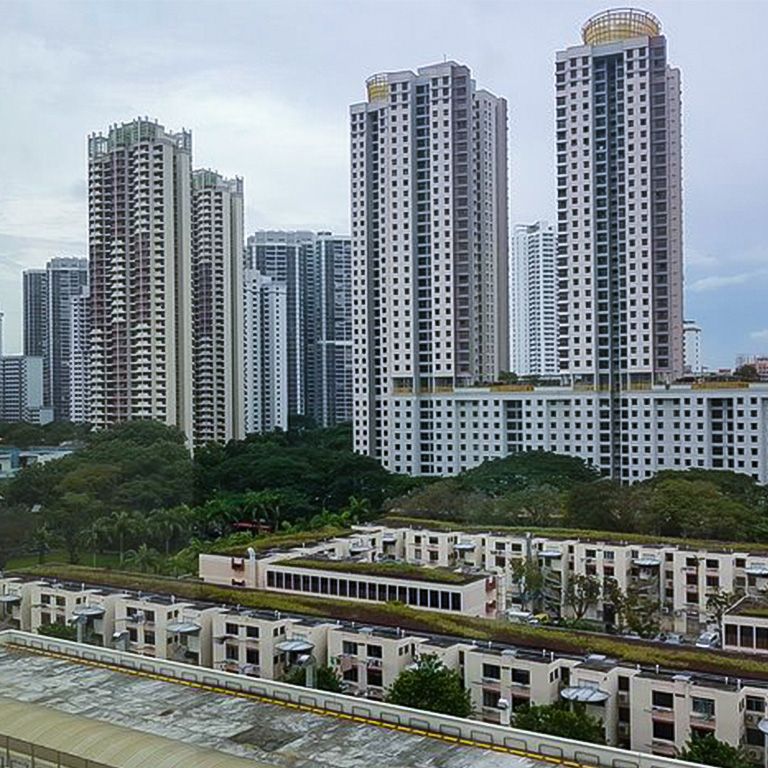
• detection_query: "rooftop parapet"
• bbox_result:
[582,8,661,46]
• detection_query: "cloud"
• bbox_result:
[688,269,768,293]
[751,330,768,342]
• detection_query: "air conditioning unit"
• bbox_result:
[746,747,763,762]
[745,712,762,727]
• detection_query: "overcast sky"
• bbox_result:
[1,0,765,367]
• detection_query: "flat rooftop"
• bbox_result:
[0,644,540,768]
[275,556,487,584]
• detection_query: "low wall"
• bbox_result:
[0,630,703,768]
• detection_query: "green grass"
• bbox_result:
[381,515,768,552]
[278,557,482,584]
[201,526,349,557]
[4,550,124,570]
[11,564,768,681]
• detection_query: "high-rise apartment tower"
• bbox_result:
[22,258,88,421]
[509,222,557,378]
[350,61,509,470]
[87,119,193,439]
[191,169,245,446]
[243,270,289,434]
[556,8,683,387]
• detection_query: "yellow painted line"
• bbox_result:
[5,643,595,768]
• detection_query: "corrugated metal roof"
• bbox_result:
[0,696,263,768]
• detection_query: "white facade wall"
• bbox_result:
[509,222,557,377]
[68,287,90,422]
[243,269,289,433]
[351,61,508,464]
[683,320,703,374]
[383,384,768,483]
[191,170,245,446]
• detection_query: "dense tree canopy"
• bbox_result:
[385,654,472,717]
[679,733,751,768]
[0,421,418,567]
[513,703,605,744]
[3,418,768,570]
[193,424,418,511]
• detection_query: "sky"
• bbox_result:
[0,0,766,367]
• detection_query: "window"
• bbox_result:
[652,690,674,709]
[343,641,358,656]
[691,698,715,719]
[652,720,675,742]
[511,668,530,687]
[482,663,501,680]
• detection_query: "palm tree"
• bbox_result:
[31,523,56,565]
[151,505,189,555]
[78,519,110,567]
[343,496,370,523]
[108,510,143,565]
[124,543,160,574]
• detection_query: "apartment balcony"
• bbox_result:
[650,708,675,723]
[651,741,677,757]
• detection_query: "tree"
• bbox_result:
[151,505,190,555]
[564,574,601,621]
[124,543,161,574]
[564,480,638,532]
[78,519,110,567]
[386,654,472,718]
[496,485,563,527]
[510,557,544,612]
[38,622,78,641]
[31,523,56,564]
[679,733,751,768]
[706,589,740,626]
[734,363,760,382]
[282,664,343,693]
[513,702,605,744]
[604,577,660,638]
[107,510,145,565]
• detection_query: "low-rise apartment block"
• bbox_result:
[383,383,768,484]
[199,536,501,618]
[2,573,768,761]
[295,525,768,637]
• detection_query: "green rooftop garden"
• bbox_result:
[274,556,483,584]
[10,564,768,682]
[381,515,768,553]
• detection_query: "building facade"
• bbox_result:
[87,119,193,440]
[350,61,509,464]
[22,258,89,421]
[314,232,353,425]
[191,169,245,446]
[556,8,684,389]
[246,231,314,420]
[385,382,768,481]
[5,569,768,762]
[243,269,289,433]
[0,355,52,424]
[555,8,684,477]
[68,287,90,422]
[246,230,352,428]
[683,320,702,375]
[509,222,557,377]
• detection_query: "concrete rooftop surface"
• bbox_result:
[0,645,542,768]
